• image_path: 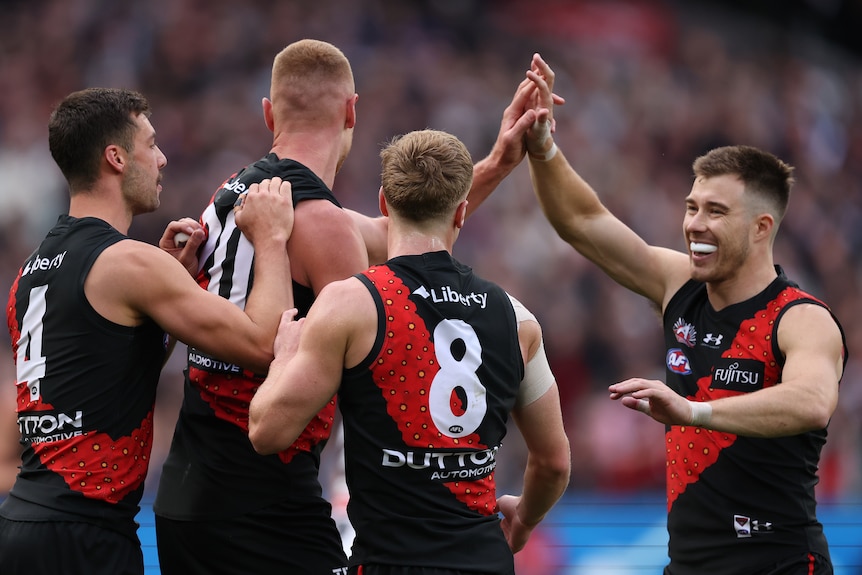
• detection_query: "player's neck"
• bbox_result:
[706,260,778,311]
[387,226,455,260]
[270,131,342,189]
[68,187,133,235]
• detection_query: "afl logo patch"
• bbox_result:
[666,348,692,375]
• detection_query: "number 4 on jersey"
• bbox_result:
[17,285,48,402]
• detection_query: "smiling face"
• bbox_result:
[121,113,167,215]
[683,174,757,285]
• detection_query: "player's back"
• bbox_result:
[6,216,165,538]
[340,251,522,573]
[155,154,341,519]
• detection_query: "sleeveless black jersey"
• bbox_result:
[340,252,523,573]
[155,155,341,519]
[661,266,846,574]
[3,215,167,540]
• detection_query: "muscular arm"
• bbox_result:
[708,303,842,435]
[527,147,687,310]
[90,240,287,374]
[522,56,688,309]
[248,278,375,454]
[88,182,293,373]
[290,200,369,294]
[498,299,571,553]
[609,304,844,437]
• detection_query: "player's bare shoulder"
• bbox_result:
[290,199,368,291]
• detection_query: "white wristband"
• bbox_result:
[529,142,558,162]
[527,119,558,162]
[688,400,712,427]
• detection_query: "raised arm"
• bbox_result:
[466,62,566,217]
[524,54,688,309]
[342,59,568,265]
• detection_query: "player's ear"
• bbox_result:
[105,144,125,173]
[753,212,774,242]
[378,187,389,217]
[454,200,468,229]
[262,98,275,132]
[345,94,358,130]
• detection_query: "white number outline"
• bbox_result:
[428,319,487,438]
[17,285,48,402]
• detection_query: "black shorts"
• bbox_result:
[155,498,348,575]
[664,551,833,575]
[756,552,833,575]
[351,566,506,575]
[0,516,143,575]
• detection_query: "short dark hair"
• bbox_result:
[48,88,150,190]
[692,145,794,220]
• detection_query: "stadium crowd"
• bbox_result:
[1,0,860,501]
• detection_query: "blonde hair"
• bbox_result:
[270,39,354,126]
[380,129,474,223]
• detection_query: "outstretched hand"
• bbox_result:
[525,52,561,160]
[488,52,565,172]
[608,378,696,426]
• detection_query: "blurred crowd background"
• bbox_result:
[1,0,861,504]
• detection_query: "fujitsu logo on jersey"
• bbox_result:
[381,446,499,481]
[18,409,84,444]
[712,358,763,391]
[22,251,67,277]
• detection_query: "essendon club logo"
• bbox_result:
[673,318,697,348]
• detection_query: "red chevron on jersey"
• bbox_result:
[34,410,154,504]
[666,287,816,509]
[365,266,497,514]
[666,407,737,510]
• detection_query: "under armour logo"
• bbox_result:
[703,333,723,346]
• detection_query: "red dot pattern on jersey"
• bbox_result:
[665,287,817,511]
[190,367,336,465]
[32,410,155,504]
[364,267,497,515]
